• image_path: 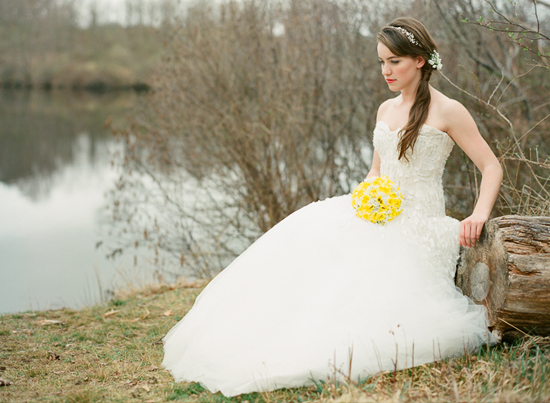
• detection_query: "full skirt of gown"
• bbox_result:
[161,122,494,396]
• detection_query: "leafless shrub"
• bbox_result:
[105,0,384,276]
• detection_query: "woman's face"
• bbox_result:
[377,42,424,93]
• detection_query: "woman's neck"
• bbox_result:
[399,80,423,104]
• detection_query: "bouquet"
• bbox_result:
[351,176,403,225]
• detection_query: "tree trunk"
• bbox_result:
[456,215,550,342]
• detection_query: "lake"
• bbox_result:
[0,89,162,314]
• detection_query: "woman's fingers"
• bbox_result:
[460,221,473,248]
[459,221,469,247]
[474,222,483,247]
[470,222,478,247]
[459,222,464,247]
[460,216,486,248]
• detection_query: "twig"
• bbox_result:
[498,317,533,339]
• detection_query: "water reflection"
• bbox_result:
[0,90,123,197]
[0,89,154,314]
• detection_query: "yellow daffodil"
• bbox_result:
[351,176,403,225]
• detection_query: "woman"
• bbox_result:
[162,17,503,397]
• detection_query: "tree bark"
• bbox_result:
[456,215,550,342]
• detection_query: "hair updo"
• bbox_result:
[377,17,439,161]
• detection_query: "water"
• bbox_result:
[0,89,157,314]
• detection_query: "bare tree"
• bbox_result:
[89,1,98,29]
[431,0,550,217]
[125,0,134,26]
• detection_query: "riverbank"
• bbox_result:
[0,280,548,402]
[0,24,160,93]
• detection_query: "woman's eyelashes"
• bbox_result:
[377,60,400,65]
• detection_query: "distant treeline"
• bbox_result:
[0,0,177,91]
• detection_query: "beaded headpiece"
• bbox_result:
[387,25,442,70]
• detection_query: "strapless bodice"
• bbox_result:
[373,121,454,219]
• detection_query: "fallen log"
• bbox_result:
[456,215,550,342]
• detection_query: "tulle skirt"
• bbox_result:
[162,195,493,397]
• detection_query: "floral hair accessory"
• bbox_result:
[388,25,443,71]
[428,50,443,70]
[389,26,419,46]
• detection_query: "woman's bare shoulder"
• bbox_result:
[430,90,471,133]
[430,88,461,111]
[433,95,480,141]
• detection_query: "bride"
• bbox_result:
[161,17,503,397]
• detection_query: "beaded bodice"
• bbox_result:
[373,121,454,219]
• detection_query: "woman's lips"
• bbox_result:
[386,79,396,83]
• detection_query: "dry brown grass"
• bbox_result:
[1,280,549,402]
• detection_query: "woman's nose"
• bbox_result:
[382,64,391,76]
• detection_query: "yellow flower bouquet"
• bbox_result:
[351,176,403,225]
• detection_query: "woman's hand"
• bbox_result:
[459,212,488,248]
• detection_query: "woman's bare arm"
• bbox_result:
[365,150,381,180]
[364,100,393,181]
[444,100,503,248]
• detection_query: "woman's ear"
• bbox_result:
[416,56,426,69]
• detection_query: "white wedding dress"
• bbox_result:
[162,120,494,396]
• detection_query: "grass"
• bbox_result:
[1,280,549,403]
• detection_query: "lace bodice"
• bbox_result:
[373,120,459,281]
[373,121,454,219]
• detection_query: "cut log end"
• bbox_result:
[456,215,550,341]
[470,262,490,301]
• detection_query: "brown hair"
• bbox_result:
[377,18,439,161]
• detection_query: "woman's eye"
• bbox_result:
[391,60,399,64]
